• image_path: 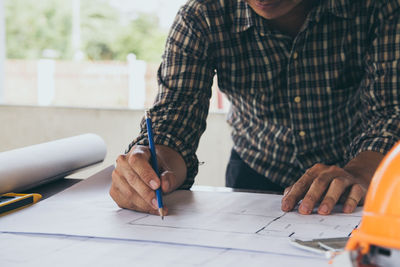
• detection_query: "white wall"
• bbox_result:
[0,105,232,186]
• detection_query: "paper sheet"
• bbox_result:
[0,233,330,267]
[0,166,361,258]
[0,134,107,194]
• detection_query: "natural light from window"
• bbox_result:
[1,0,228,111]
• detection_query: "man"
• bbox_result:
[110,0,400,216]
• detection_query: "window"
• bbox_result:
[1,0,228,111]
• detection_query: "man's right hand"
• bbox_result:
[109,145,187,215]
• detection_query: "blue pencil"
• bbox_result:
[145,110,164,219]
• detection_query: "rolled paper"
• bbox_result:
[0,133,107,194]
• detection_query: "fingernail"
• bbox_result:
[343,205,352,213]
[152,198,158,209]
[300,204,311,214]
[319,204,329,214]
[149,180,158,190]
[282,201,289,211]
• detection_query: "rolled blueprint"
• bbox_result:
[0,133,107,194]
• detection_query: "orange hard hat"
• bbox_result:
[346,141,400,254]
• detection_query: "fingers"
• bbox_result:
[299,166,351,215]
[110,146,174,216]
[283,185,293,196]
[317,178,351,215]
[338,187,351,204]
[127,146,180,194]
[299,174,333,215]
[127,147,161,191]
[282,164,332,212]
[117,154,159,209]
[282,163,367,215]
[343,184,365,213]
[160,171,174,193]
[157,155,179,194]
[281,172,314,212]
[110,145,183,216]
[110,168,160,215]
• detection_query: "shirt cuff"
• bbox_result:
[349,133,398,160]
[126,133,198,190]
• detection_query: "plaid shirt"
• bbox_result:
[129,0,400,189]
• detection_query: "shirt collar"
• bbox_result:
[231,0,353,34]
[231,0,254,33]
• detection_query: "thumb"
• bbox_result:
[160,170,180,194]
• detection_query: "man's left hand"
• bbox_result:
[281,151,385,215]
[281,164,368,215]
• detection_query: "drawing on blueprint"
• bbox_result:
[127,190,361,240]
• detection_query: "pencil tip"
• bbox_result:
[159,208,164,220]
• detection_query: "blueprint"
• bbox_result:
[0,166,362,259]
[0,233,330,267]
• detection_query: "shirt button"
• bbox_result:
[293,52,299,60]
[294,96,301,103]
[299,131,306,137]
